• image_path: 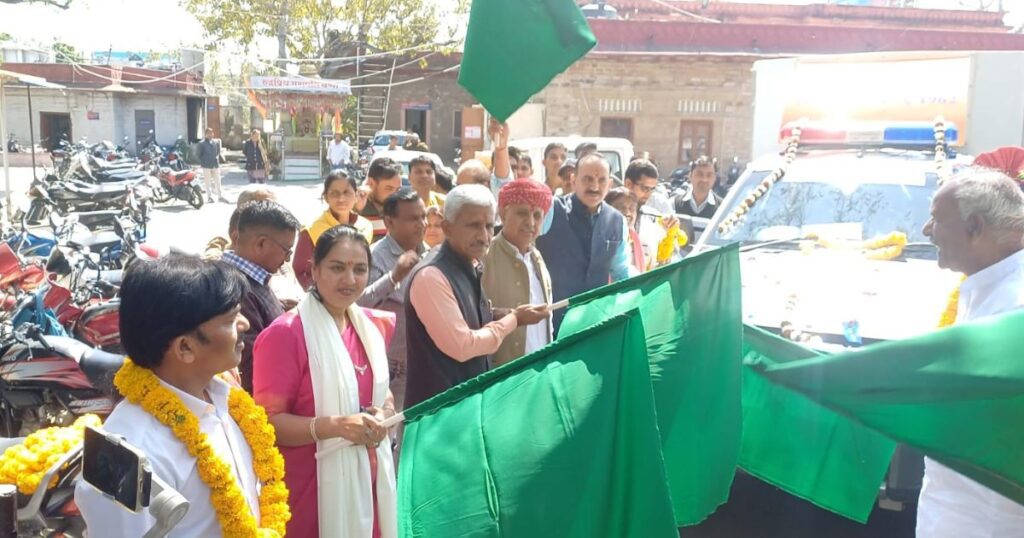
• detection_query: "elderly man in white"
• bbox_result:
[918,168,1024,536]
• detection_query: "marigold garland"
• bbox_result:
[938,276,966,329]
[113,359,290,537]
[0,414,101,495]
[802,231,908,261]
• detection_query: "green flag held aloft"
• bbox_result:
[740,326,897,523]
[558,245,743,526]
[754,308,1024,506]
[398,311,678,538]
[458,0,597,122]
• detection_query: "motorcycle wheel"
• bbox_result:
[187,184,204,209]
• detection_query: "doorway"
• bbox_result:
[39,113,71,151]
[134,110,155,151]
[678,120,713,166]
[404,109,427,142]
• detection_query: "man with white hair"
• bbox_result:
[457,159,492,187]
[403,184,549,408]
[917,168,1024,537]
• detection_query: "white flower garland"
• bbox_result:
[933,116,950,184]
[717,124,803,236]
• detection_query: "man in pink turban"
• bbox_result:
[482,179,555,366]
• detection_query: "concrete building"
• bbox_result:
[537,0,1024,171]
[0,63,207,152]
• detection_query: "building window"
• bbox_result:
[600,117,633,140]
[453,110,463,139]
[679,120,713,165]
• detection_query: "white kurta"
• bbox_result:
[916,249,1024,537]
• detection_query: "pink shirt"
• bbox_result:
[253,309,394,538]
[408,265,518,361]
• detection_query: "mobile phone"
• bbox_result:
[82,426,152,513]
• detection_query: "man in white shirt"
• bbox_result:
[75,256,261,537]
[326,132,351,170]
[917,168,1024,537]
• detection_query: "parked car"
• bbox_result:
[368,149,451,187]
[370,130,412,156]
[509,136,634,185]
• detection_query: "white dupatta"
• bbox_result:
[298,293,397,538]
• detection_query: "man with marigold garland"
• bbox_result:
[75,255,290,537]
[918,168,1024,537]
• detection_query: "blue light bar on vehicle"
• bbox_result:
[780,121,959,147]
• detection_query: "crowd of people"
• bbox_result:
[74,120,1024,538]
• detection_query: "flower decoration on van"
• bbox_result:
[717,123,803,235]
[934,116,950,184]
[801,231,908,261]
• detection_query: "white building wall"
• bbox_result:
[1,85,191,152]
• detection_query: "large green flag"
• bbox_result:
[740,325,897,523]
[458,0,597,122]
[398,311,678,537]
[753,308,1024,505]
[558,245,743,526]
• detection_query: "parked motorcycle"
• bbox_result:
[0,322,124,436]
[150,163,203,209]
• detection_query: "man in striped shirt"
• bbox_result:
[360,157,403,242]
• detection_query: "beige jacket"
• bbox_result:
[481,234,553,366]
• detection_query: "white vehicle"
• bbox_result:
[696,120,972,510]
[509,136,634,184]
[369,149,448,187]
[370,130,412,155]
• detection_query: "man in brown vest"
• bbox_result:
[482,179,554,366]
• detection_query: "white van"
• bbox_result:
[508,136,635,184]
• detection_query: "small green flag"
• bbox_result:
[740,326,897,523]
[558,245,743,526]
[398,311,678,537]
[458,0,597,122]
[754,308,1024,505]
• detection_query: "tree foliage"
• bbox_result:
[182,0,467,59]
[52,40,82,63]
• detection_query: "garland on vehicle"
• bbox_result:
[934,116,951,184]
[801,231,909,261]
[717,123,803,236]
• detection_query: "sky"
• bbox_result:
[1,0,1021,58]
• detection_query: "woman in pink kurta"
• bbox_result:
[253,224,397,538]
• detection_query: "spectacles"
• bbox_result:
[260,234,294,259]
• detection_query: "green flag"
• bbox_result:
[458,0,597,122]
[558,245,743,526]
[740,325,897,523]
[398,311,678,537]
[754,308,1024,505]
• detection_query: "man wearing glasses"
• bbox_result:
[221,200,301,392]
[624,159,679,268]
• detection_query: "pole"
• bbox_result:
[0,78,10,222]
[27,84,36,180]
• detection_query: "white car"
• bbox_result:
[370,131,412,156]
[369,149,449,187]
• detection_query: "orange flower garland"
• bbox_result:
[113,359,290,537]
[938,276,966,329]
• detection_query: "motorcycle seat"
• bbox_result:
[67,231,122,252]
[41,335,123,394]
[64,181,129,196]
[78,347,124,395]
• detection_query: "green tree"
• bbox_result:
[52,40,82,63]
[182,0,467,59]
[0,32,12,42]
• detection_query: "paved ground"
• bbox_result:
[1,163,327,253]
